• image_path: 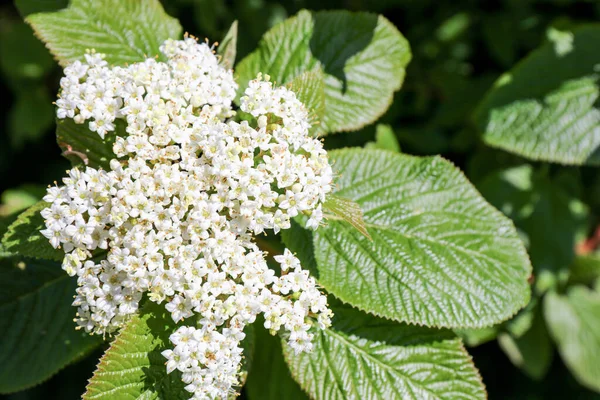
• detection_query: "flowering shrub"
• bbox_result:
[3,0,599,399]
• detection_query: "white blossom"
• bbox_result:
[43,37,333,400]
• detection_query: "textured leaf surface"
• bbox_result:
[245,323,308,400]
[0,256,102,393]
[323,194,371,240]
[283,301,486,400]
[1,201,62,261]
[286,67,326,137]
[544,286,600,392]
[84,302,188,400]
[27,0,182,67]
[218,20,237,69]
[84,302,254,399]
[312,149,531,328]
[236,10,411,133]
[476,25,600,165]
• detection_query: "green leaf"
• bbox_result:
[0,184,45,217]
[477,165,589,293]
[218,20,237,69]
[283,301,486,400]
[498,305,553,380]
[365,124,400,152]
[308,148,531,328]
[236,10,411,134]
[26,0,182,67]
[544,286,600,392]
[476,25,600,165]
[245,322,308,400]
[56,118,125,169]
[323,194,371,240]
[1,201,63,262]
[0,256,102,393]
[84,301,254,399]
[83,301,188,400]
[286,67,326,137]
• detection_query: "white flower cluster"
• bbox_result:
[41,37,333,399]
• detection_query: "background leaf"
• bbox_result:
[26,0,182,66]
[236,9,411,133]
[283,300,486,400]
[476,25,600,165]
[544,286,600,393]
[0,256,102,393]
[303,148,531,328]
[218,20,237,69]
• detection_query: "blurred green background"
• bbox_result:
[1,0,600,398]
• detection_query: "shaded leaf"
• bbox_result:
[0,256,102,393]
[544,286,600,392]
[286,67,326,136]
[245,322,308,400]
[365,124,400,152]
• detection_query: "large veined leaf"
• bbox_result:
[0,256,102,393]
[26,0,182,67]
[84,302,254,399]
[283,301,486,400]
[1,201,63,261]
[83,301,188,400]
[245,322,308,400]
[544,286,600,393]
[306,149,531,328]
[476,25,600,165]
[236,10,411,134]
[286,67,326,137]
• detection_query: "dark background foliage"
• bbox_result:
[1,0,600,398]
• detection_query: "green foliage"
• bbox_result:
[245,322,307,400]
[306,148,531,328]
[544,286,600,392]
[286,67,326,136]
[26,0,182,67]
[84,301,254,399]
[0,256,102,393]
[1,201,63,261]
[217,20,238,69]
[477,165,589,293]
[476,25,600,165]
[83,301,189,400]
[55,118,125,169]
[322,194,370,240]
[283,300,486,400]
[498,306,553,380]
[365,124,401,152]
[236,10,411,133]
